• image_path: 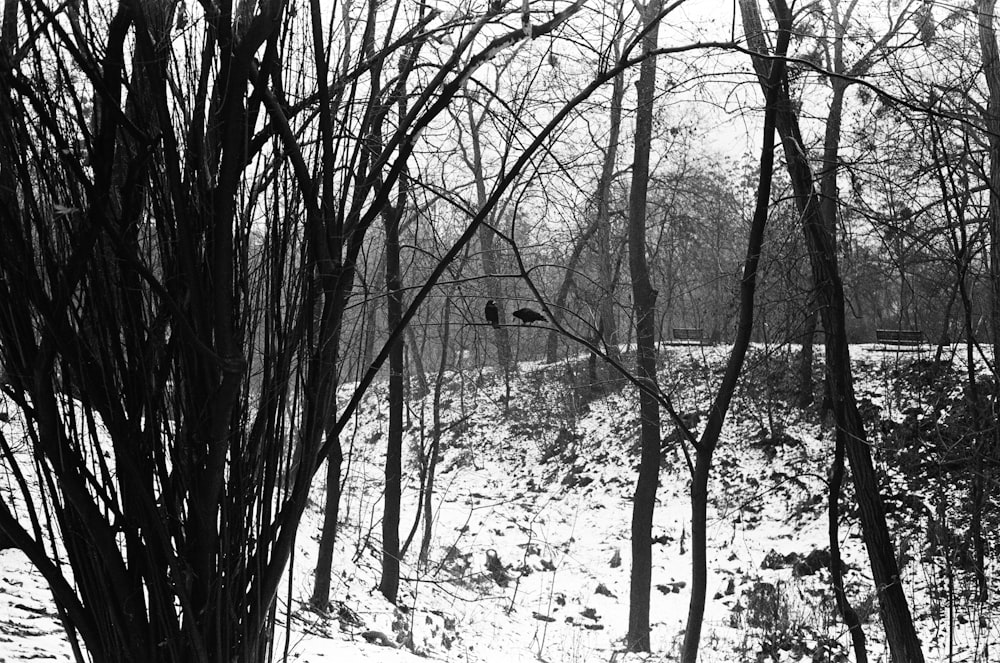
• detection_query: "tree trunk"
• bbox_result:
[0,1,591,660]
[980,0,1000,377]
[406,324,430,399]
[928,103,990,603]
[545,220,603,363]
[797,79,848,408]
[595,64,626,359]
[379,206,406,607]
[797,307,817,407]
[742,3,925,660]
[681,450,710,662]
[976,0,1000,606]
[465,97,513,368]
[829,429,868,663]
[799,0,891,415]
[420,296,452,567]
[626,1,662,651]
[680,15,787,660]
[310,442,343,611]
[544,49,626,365]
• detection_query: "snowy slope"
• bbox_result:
[1,344,997,662]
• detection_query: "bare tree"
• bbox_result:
[592,6,629,361]
[976,0,1000,606]
[677,11,789,660]
[742,1,925,660]
[625,0,662,651]
[419,294,454,567]
[462,93,515,369]
[796,0,912,407]
[546,35,629,364]
[0,2,592,661]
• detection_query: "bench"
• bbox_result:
[876,329,923,349]
[672,328,705,345]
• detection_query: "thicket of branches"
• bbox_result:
[3,0,1000,661]
[0,0,609,660]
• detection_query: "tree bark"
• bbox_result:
[797,306,817,407]
[377,39,414,601]
[545,219,603,363]
[310,443,343,611]
[979,1,1000,373]
[595,60,626,359]
[976,0,1000,605]
[544,53,626,365]
[379,201,405,604]
[420,296,452,567]
[799,0,898,410]
[465,97,513,368]
[927,105,990,603]
[742,2,925,660]
[829,429,868,663]
[680,15,787,661]
[626,1,662,651]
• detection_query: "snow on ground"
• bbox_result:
[0,550,72,662]
[1,343,998,661]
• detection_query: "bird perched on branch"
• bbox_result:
[512,307,545,325]
[484,299,500,328]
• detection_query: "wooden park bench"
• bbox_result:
[672,327,706,345]
[875,328,923,350]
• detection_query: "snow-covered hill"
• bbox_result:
[2,344,997,661]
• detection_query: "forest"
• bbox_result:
[0,0,998,661]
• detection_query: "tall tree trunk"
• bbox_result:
[595,45,627,360]
[976,0,1000,606]
[799,0,895,410]
[465,97,513,369]
[310,441,343,611]
[406,324,430,399]
[626,1,662,651]
[307,0,357,611]
[980,0,1000,381]
[797,306,817,407]
[544,56,626,365]
[928,103,990,604]
[420,296,452,567]
[742,3,925,660]
[680,15,787,661]
[379,203,405,604]
[375,6,424,603]
[798,76,846,408]
[829,429,868,662]
[546,220,603,363]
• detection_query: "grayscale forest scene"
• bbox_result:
[1,0,999,661]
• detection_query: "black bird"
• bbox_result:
[484,299,500,328]
[512,307,546,325]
